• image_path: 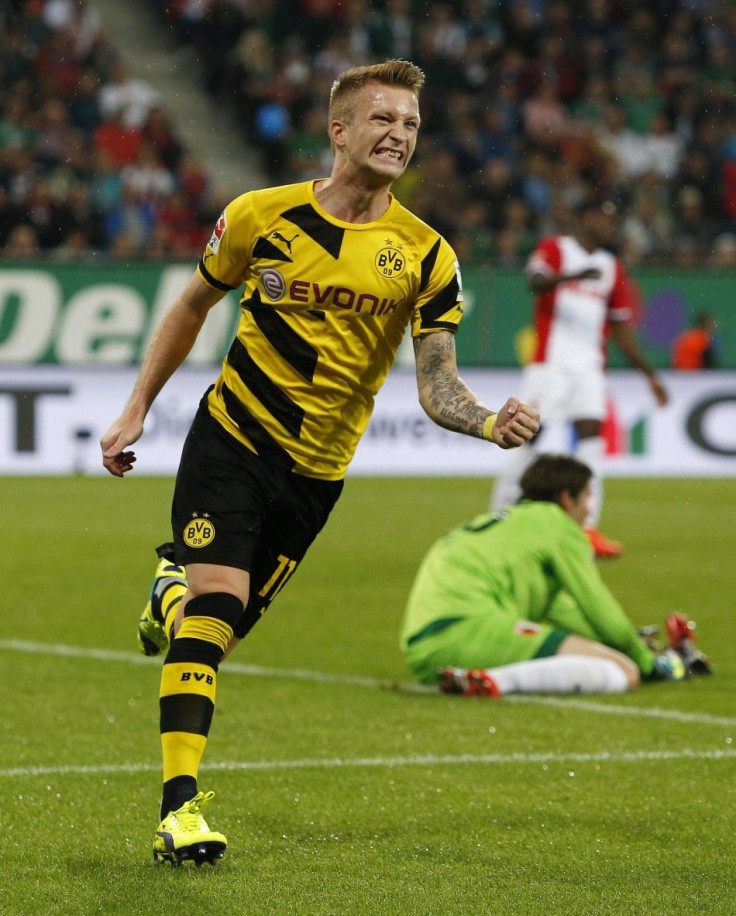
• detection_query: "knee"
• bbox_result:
[599,647,640,690]
[178,592,245,656]
[617,654,640,690]
[559,635,641,691]
[184,592,244,630]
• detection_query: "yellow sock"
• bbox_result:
[158,614,233,782]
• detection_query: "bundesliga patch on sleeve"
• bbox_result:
[207,211,227,254]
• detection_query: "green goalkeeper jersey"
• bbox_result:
[400,501,653,674]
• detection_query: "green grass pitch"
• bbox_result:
[2,475,735,915]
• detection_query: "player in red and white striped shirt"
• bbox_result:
[492,200,668,557]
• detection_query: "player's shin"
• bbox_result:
[158,592,243,818]
[487,655,630,694]
[575,436,604,526]
[491,442,536,513]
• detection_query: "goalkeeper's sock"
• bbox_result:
[486,655,629,695]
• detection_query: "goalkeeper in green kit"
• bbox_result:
[400,454,711,696]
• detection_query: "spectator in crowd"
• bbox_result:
[370,0,414,61]
[0,185,21,246]
[670,186,714,262]
[155,187,206,256]
[103,181,156,252]
[0,0,221,259]
[4,0,736,265]
[640,111,683,181]
[710,232,736,269]
[35,96,73,169]
[594,103,651,184]
[65,180,104,247]
[3,222,40,257]
[140,105,182,172]
[88,147,122,211]
[620,183,674,266]
[67,68,102,137]
[24,176,73,248]
[521,77,575,151]
[92,107,143,168]
[121,142,176,205]
[42,0,102,58]
[671,312,718,371]
[53,225,94,260]
[98,60,159,129]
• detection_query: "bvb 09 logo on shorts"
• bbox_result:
[183,515,215,548]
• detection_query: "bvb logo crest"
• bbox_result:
[183,514,215,548]
[375,239,405,278]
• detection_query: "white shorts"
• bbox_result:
[522,362,607,424]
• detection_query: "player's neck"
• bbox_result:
[313,175,393,224]
[575,232,597,253]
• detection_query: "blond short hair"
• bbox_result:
[329,59,425,124]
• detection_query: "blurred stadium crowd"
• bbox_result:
[2,0,736,267]
[1,0,222,260]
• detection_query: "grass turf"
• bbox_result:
[1,476,734,915]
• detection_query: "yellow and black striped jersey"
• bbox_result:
[197,179,464,480]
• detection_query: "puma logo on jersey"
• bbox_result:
[272,231,300,253]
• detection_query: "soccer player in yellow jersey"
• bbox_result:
[100,59,540,865]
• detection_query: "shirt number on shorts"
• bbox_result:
[258,554,297,603]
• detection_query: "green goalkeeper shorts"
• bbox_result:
[403,615,568,685]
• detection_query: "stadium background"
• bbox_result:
[2,0,736,477]
[3,0,736,323]
[2,4,735,913]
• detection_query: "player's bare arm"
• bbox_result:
[528,267,601,294]
[609,321,669,406]
[101,272,225,476]
[413,331,540,448]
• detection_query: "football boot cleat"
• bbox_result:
[153,791,227,866]
[666,613,712,675]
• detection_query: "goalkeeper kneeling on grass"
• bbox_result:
[400,454,711,697]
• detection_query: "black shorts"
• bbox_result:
[171,395,343,638]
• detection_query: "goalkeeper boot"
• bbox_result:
[666,613,696,651]
[153,790,227,866]
[137,543,187,656]
[637,625,662,653]
[666,613,712,675]
[439,667,502,698]
[585,528,624,559]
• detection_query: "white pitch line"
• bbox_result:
[503,694,736,727]
[2,638,735,728]
[2,748,735,780]
[0,639,386,688]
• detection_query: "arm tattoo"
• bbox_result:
[414,333,490,438]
